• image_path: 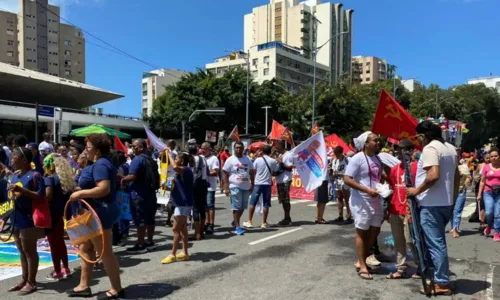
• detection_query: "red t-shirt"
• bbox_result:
[219,151,230,168]
[388,162,417,216]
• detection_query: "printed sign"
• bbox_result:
[205,130,217,143]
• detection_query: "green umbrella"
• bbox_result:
[70,124,131,139]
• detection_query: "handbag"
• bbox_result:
[31,172,52,228]
[486,184,500,194]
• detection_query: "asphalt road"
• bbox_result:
[0,192,498,300]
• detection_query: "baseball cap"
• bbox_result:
[38,142,51,153]
[28,142,38,150]
[398,139,415,149]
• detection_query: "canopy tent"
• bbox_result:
[70,124,131,139]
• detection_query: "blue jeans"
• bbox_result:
[483,191,500,233]
[206,191,216,210]
[451,189,467,230]
[249,185,272,208]
[420,206,451,285]
[230,188,250,211]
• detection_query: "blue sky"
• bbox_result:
[1,0,499,117]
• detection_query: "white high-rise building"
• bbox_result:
[468,75,500,94]
[243,0,353,84]
[141,69,186,116]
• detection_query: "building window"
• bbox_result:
[65,70,71,76]
[64,40,72,46]
[6,18,14,25]
[365,77,370,82]
[263,56,270,64]
[263,68,270,76]
[6,29,14,35]
[252,58,258,66]
[64,60,72,66]
[6,51,13,57]
[65,50,71,56]
[142,90,147,96]
[7,40,14,46]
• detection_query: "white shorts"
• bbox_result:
[350,198,384,230]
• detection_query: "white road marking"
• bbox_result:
[485,265,495,300]
[289,200,312,205]
[461,202,477,219]
[249,227,303,245]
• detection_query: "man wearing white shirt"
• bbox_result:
[38,132,54,156]
[223,141,255,236]
[407,121,459,296]
[244,146,278,228]
[275,141,294,226]
[201,142,219,234]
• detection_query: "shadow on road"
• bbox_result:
[189,251,235,263]
[452,279,491,295]
[124,282,180,299]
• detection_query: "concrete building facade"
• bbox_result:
[0,0,85,82]
[468,75,500,94]
[352,55,387,84]
[142,69,186,117]
[243,0,353,84]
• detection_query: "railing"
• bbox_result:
[0,99,142,121]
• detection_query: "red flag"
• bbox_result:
[270,120,287,140]
[114,135,128,157]
[371,89,420,148]
[387,137,399,145]
[310,121,320,136]
[324,134,351,155]
[228,125,240,141]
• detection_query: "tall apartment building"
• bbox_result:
[244,0,353,84]
[142,69,186,116]
[468,75,500,95]
[0,0,85,82]
[352,56,388,84]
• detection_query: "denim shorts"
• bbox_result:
[249,185,272,208]
[174,206,192,217]
[230,188,250,211]
[206,191,216,210]
[92,201,120,230]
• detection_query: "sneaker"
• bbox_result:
[242,221,254,228]
[145,242,157,252]
[344,217,354,224]
[46,270,64,281]
[205,224,214,235]
[261,222,268,229]
[484,226,492,236]
[126,244,147,254]
[61,268,72,279]
[235,227,245,236]
[366,254,382,266]
[332,216,344,223]
[209,224,215,234]
[161,255,177,264]
[175,252,190,261]
[276,219,292,226]
[494,233,500,242]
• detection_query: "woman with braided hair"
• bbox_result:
[43,154,76,281]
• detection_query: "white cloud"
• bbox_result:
[0,0,103,17]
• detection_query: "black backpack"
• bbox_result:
[140,154,160,191]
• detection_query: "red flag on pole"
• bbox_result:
[270,120,295,147]
[114,134,128,157]
[228,125,241,141]
[324,134,351,155]
[310,121,320,136]
[371,89,420,148]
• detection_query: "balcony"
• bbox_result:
[301,28,309,33]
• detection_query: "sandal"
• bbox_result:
[358,271,373,280]
[8,282,26,292]
[412,273,422,279]
[315,218,327,224]
[354,264,373,273]
[96,289,125,300]
[386,272,407,279]
[18,282,37,296]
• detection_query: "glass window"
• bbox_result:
[7,40,14,46]
[252,58,258,66]
[264,68,270,76]
[263,56,270,64]
[6,29,14,35]
[64,40,72,46]
[65,50,71,56]
[6,51,13,57]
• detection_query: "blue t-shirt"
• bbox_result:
[78,157,117,205]
[129,154,155,200]
[32,153,44,176]
[44,175,69,219]
[10,170,45,229]
[171,168,194,207]
[69,159,79,175]
[119,164,129,177]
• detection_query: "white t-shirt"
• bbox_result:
[204,154,220,192]
[276,152,294,184]
[415,140,457,207]
[344,152,382,210]
[223,155,254,190]
[332,156,349,182]
[253,155,278,185]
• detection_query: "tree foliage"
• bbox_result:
[146,68,500,150]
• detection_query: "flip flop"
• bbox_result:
[8,282,26,292]
[386,272,407,280]
[358,272,373,280]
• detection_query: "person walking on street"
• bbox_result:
[344,131,384,280]
[407,120,459,296]
[275,141,294,226]
[188,140,208,241]
[331,146,352,224]
[222,141,255,236]
[450,163,472,238]
[202,143,219,234]
[243,146,278,229]
[477,148,500,241]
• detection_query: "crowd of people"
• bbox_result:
[0,119,497,298]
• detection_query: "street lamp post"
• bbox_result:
[311,30,349,129]
[262,106,271,135]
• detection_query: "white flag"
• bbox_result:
[289,131,328,192]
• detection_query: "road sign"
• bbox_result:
[39,106,55,118]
